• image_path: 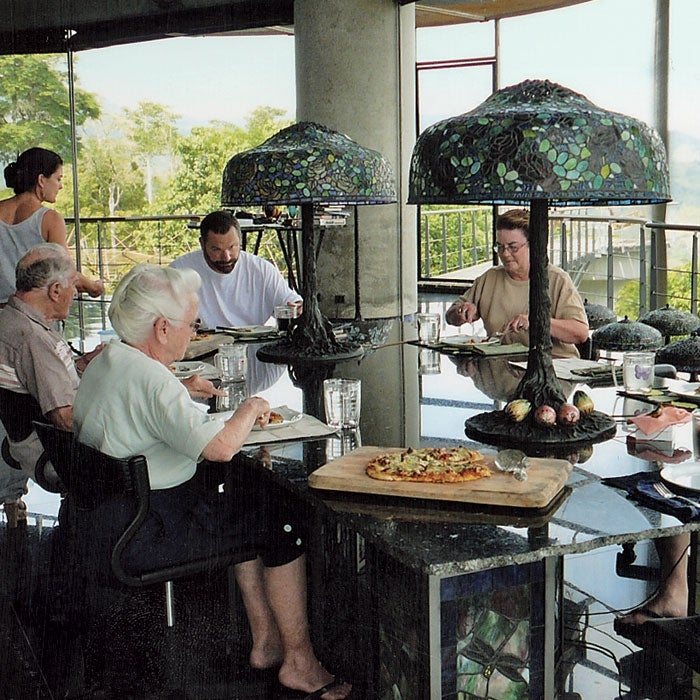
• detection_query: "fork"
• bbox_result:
[652,481,700,508]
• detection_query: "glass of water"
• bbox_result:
[323,378,361,428]
[415,313,441,344]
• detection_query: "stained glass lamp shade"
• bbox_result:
[409,79,671,449]
[222,121,396,362]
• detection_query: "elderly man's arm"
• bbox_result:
[549,317,589,345]
[47,406,73,432]
[75,344,104,376]
[201,396,270,462]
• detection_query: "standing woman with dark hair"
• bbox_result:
[0,148,103,525]
[0,147,104,304]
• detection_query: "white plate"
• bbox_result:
[441,335,500,347]
[660,463,700,493]
[667,380,700,401]
[171,361,206,378]
[211,405,303,430]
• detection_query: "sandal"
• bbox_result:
[278,678,351,699]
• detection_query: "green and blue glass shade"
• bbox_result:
[408,79,671,207]
[220,121,396,363]
[222,121,396,207]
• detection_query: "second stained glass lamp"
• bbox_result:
[222,121,396,363]
[409,79,671,448]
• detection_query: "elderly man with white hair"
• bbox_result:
[0,243,100,500]
[73,263,350,700]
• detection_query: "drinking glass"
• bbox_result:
[621,351,655,393]
[415,313,441,344]
[693,409,700,460]
[215,381,249,412]
[323,378,361,428]
[215,343,247,382]
[418,348,441,375]
[326,428,362,461]
[274,305,297,334]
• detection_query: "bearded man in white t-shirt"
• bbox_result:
[170,210,302,328]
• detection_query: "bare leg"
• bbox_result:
[264,554,351,700]
[233,558,283,669]
[617,533,690,625]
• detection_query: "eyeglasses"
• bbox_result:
[493,241,528,255]
[164,316,202,333]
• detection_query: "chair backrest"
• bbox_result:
[0,388,44,442]
[32,420,246,589]
[33,420,140,508]
[1,392,64,492]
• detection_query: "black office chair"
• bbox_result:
[0,388,63,492]
[33,420,254,627]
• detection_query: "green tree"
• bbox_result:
[615,265,695,320]
[244,106,291,150]
[142,107,291,261]
[162,120,246,217]
[0,54,99,163]
[124,101,179,205]
[78,121,147,219]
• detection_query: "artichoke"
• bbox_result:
[504,399,532,422]
[572,390,594,416]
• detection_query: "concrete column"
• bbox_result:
[294,0,416,320]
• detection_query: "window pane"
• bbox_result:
[417,64,493,132]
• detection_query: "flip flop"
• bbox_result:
[278,678,349,700]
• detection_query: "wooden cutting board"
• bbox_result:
[309,446,573,509]
[183,332,229,360]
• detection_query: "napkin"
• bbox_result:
[626,434,693,463]
[243,413,338,446]
[626,405,692,436]
[471,342,529,356]
[603,472,700,522]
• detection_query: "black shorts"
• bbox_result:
[79,457,306,575]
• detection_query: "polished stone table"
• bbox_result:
[228,330,699,699]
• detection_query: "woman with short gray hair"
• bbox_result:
[74,263,351,699]
[109,263,201,345]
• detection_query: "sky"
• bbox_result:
[75,35,296,130]
[71,0,700,139]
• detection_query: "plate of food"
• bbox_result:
[170,361,206,378]
[441,335,500,347]
[660,463,700,494]
[211,405,303,430]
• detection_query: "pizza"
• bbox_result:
[366,446,491,483]
[268,410,285,424]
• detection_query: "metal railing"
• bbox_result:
[65,214,296,290]
[63,213,298,350]
[63,210,700,344]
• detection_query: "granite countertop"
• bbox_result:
[236,329,700,579]
[254,444,700,579]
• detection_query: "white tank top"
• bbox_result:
[0,207,47,303]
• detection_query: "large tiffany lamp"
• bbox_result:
[222,121,396,363]
[409,79,671,448]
